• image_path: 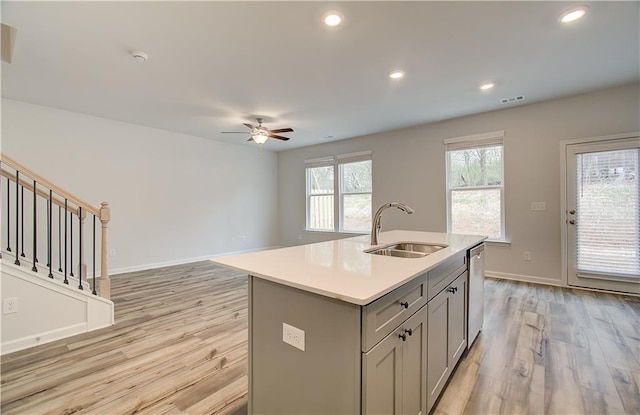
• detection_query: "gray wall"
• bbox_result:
[2,99,279,274]
[278,83,640,285]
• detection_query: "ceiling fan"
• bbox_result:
[221,118,293,144]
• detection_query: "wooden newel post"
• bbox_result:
[98,202,111,299]
[79,207,87,286]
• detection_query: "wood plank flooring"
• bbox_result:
[2,261,639,414]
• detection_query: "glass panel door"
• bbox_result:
[566,137,640,293]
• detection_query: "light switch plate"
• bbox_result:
[530,202,546,211]
[283,322,305,351]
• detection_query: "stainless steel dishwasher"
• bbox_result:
[467,243,485,347]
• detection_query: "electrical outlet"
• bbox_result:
[530,202,546,211]
[282,322,305,351]
[524,251,531,261]
[109,248,116,257]
[3,297,18,314]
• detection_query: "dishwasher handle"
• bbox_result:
[470,243,485,258]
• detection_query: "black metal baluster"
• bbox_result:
[14,171,20,266]
[32,180,38,272]
[0,162,2,259]
[48,190,53,278]
[20,184,25,258]
[69,208,74,277]
[78,207,83,290]
[63,198,68,284]
[92,215,96,295]
[6,177,11,253]
[46,195,50,267]
[58,205,62,272]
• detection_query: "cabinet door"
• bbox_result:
[363,331,402,415]
[426,288,450,412]
[448,273,467,367]
[402,307,428,415]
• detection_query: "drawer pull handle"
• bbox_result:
[400,301,409,309]
[447,287,456,293]
[399,333,407,341]
[405,328,413,336]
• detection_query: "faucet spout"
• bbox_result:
[371,202,415,245]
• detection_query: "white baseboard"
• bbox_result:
[1,322,87,355]
[485,270,564,287]
[109,246,282,276]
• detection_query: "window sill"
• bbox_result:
[485,239,511,246]
[303,229,369,236]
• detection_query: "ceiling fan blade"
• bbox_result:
[269,128,294,134]
[242,123,255,130]
[269,134,290,141]
[221,131,249,134]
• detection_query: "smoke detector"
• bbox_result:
[131,50,148,63]
[500,95,525,104]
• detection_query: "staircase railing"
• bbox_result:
[0,154,111,299]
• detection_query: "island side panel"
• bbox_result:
[249,276,362,415]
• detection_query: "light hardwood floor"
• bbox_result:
[1,261,639,414]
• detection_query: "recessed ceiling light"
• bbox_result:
[480,82,495,90]
[389,70,405,80]
[559,6,588,24]
[323,12,343,27]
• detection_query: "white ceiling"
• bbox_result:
[2,1,638,151]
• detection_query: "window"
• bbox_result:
[445,131,505,240]
[306,152,372,232]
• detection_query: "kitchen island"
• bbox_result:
[213,230,486,415]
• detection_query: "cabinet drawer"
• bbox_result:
[427,253,466,301]
[362,274,427,352]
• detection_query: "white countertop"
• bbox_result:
[212,230,486,305]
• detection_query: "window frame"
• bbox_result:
[305,151,372,233]
[444,131,506,241]
[305,156,335,232]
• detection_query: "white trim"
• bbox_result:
[445,138,505,240]
[485,271,564,287]
[305,151,373,233]
[109,246,282,276]
[304,155,333,165]
[1,262,115,355]
[443,130,504,145]
[485,239,511,246]
[485,271,640,298]
[1,260,113,305]
[559,131,640,288]
[336,150,372,159]
[559,131,639,147]
[1,323,88,355]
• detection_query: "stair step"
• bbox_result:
[1,250,92,291]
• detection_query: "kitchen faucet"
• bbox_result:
[371,202,415,245]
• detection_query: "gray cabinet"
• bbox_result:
[426,272,468,411]
[363,306,427,415]
[248,251,471,415]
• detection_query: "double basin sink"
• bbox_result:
[365,242,447,259]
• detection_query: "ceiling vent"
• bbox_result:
[500,95,525,104]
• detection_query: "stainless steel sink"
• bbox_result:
[366,248,427,258]
[386,242,447,254]
[365,242,448,258]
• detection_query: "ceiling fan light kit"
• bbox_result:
[221,117,294,145]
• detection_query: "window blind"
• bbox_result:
[444,131,504,151]
[576,148,639,277]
